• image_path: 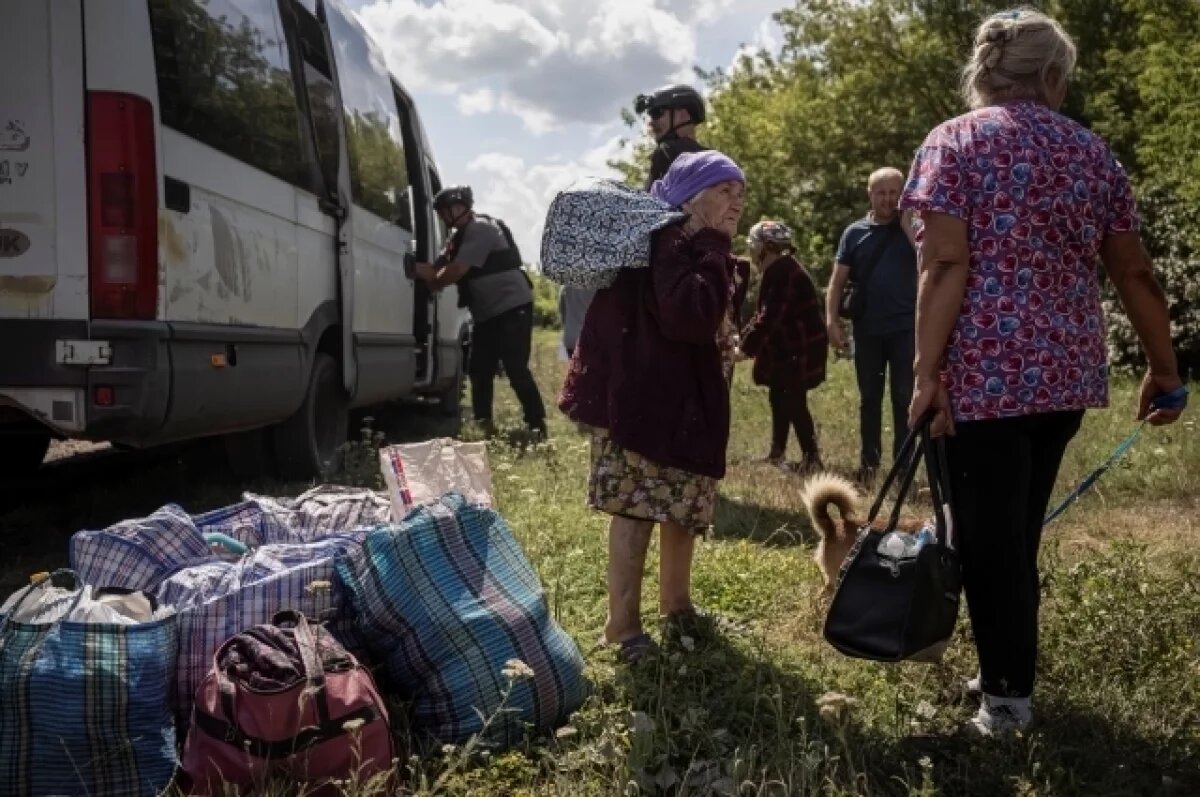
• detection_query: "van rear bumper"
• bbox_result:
[0,318,170,443]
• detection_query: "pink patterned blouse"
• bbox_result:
[901,100,1139,422]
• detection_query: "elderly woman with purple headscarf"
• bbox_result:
[559,151,746,662]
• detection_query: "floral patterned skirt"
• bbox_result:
[587,429,718,533]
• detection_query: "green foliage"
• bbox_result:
[1103,185,1200,379]
[615,0,1200,361]
[528,271,562,330]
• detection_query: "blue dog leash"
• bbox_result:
[1043,385,1190,525]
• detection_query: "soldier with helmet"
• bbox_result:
[415,186,547,437]
[635,83,710,187]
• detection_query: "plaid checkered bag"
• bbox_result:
[157,534,368,727]
[0,571,178,797]
[69,503,216,592]
[337,493,588,746]
[194,486,393,547]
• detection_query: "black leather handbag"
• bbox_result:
[823,420,963,663]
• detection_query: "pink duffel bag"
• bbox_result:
[180,610,394,796]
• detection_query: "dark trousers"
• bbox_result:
[469,304,546,430]
[853,329,914,470]
[768,381,818,458]
[944,410,1084,698]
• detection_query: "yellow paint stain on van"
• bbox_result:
[0,275,55,293]
[159,212,188,266]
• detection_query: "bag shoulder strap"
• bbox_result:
[851,220,903,288]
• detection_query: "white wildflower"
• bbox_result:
[501,658,535,681]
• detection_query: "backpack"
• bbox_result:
[540,177,685,289]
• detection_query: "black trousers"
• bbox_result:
[853,329,914,470]
[768,381,818,457]
[944,410,1084,698]
[469,304,546,429]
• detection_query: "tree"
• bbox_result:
[611,0,1200,372]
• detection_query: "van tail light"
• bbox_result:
[87,92,158,320]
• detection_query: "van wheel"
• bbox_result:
[223,428,277,481]
[274,353,348,480]
[0,432,51,478]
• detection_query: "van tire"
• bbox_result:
[1,432,51,478]
[274,353,347,480]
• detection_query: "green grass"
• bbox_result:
[404,331,1199,796]
[3,329,1197,795]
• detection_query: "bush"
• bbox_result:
[528,270,561,330]
[1105,184,1200,380]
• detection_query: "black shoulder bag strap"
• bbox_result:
[851,219,903,294]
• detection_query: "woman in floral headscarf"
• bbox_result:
[559,150,746,662]
[739,220,828,472]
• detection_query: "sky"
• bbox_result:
[347,0,785,262]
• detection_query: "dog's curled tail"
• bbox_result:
[800,473,861,541]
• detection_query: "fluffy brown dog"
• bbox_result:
[800,473,928,595]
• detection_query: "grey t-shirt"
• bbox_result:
[835,217,917,337]
[455,218,532,323]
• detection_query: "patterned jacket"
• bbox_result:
[740,254,829,390]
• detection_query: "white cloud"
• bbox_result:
[464,134,631,263]
[729,13,783,74]
[456,88,497,115]
[357,0,699,133]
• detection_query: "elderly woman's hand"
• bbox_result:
[909,375,955,437]
[1138,371,1186,426]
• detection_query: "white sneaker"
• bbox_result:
[968,695,1032,737]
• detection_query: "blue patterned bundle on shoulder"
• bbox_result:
[540,176,686,289]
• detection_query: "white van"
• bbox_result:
[0,0,468,478]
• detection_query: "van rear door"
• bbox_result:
[0,0,88,320]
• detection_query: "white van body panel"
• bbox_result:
[158,131,302,329]
[0,0,468,458]
[0,0,88,321]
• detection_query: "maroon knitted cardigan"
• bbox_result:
[740,254,829,390]
[558,225,735,479]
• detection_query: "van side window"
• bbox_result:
[326,3,412,230]
[148,0,306,187]
[286,2,339,197]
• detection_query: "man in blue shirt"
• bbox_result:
[825,168,919,483]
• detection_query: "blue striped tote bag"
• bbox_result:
[337,493,589,746]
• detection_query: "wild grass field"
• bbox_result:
[1,329,1196,796]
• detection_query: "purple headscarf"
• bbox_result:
[649,150,745,208]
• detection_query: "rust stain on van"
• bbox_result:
[0,275,55,293]
[159,213,188,266]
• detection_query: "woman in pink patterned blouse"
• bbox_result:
[901,8,1186,736]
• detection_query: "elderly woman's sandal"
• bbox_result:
[616,632,656,665]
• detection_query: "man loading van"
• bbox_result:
[635,83,709,187]
[415,186,547,437]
